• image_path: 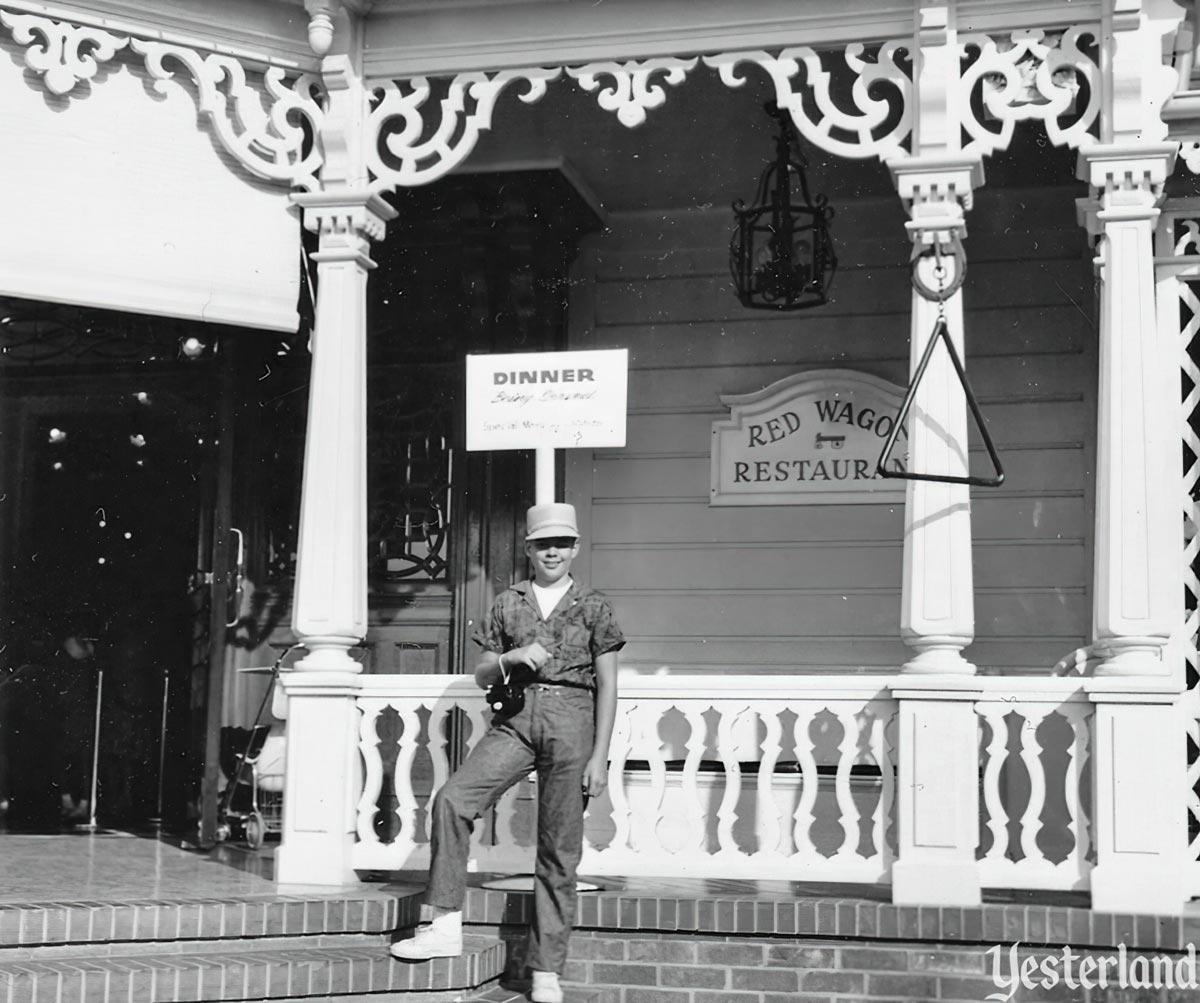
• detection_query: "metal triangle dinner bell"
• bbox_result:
[875,316,1005,488]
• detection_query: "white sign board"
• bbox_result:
[711,369,909,506]
[466,349,628,451]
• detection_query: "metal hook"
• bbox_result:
[910,231,967,303]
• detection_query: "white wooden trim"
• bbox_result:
[0,0,316,68]
[361,0,1102,78]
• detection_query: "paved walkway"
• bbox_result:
[4,828,1200,926]
[0,830,345,904]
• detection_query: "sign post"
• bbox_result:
[534,447,554,504]
[466,349,628,504]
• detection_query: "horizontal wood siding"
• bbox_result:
[567,187,1093,676]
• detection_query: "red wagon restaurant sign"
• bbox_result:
[711,369,909,506]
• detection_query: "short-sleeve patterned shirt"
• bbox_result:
[473,578,625,690]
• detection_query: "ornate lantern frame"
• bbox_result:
[730,102,837,311]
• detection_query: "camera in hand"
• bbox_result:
[486,659,532,718]
[485,678,525,718]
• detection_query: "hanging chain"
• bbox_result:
[932,238,948,319]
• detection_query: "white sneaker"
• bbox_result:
[389,924,463,960]
[531,970,563,1003]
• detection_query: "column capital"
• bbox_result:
[887,153,985,219]
[291,189,397,240]
[1075,143,1178,204]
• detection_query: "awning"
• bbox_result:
[0,39,300,332]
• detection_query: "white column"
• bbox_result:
[889,156,984,675]
[274,189,395,886]
[1077,145,1178,676]
[1076,146,1186,914]
[1087,688,1185,913]
[890,683,982,906]
[1070,0,1188,916]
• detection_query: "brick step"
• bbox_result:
[0,931,389,961]
[0,891,419,948]
[461,986,605,1003]
[0,933,504,1002]
[266,987,606,1003]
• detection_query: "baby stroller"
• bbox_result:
[215,644,301,849]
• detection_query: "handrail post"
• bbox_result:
[891,681,982,906]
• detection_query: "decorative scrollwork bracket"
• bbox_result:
[704,44,913,161]
[959,27,1100,157]
[1,10,127,97]
[566,57,697,128]
[131,39,326,192]
[367,67,559,191]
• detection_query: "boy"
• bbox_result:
[391,502,624,1003]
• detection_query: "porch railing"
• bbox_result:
[352,673,1099,891]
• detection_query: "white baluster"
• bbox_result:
[832,707,861,860]
[1017,711,1047,866]
[355,700,386,847]
[681,705,708,855]
[978,706,1008,864]
[424,703,452,846]
[458,702,490,846]
[757,709,784,857]
[428,701,457,797]
[792,704,819,858]
[638,703,669,854]
[392,702,423,855]
[606,702,635,853]
[714,703,748,857]
[1059,704,1092,872]
[871,706,896,865]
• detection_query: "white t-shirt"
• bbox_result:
[531,577,573,619]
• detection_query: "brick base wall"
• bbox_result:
[490,929,1197,1003]
[460,883,1197,1003]
[561,934,999,1003]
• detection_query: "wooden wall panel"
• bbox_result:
[566,189,1094,677]
[591,541,1082,591]
[591,496,1087,544]
[623,355,1087,410]
[607,591,1087,639]
[617,637,1085,673]
[593,260,1090,326]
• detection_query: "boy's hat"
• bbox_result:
[525,502,579,540]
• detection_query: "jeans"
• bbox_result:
[426,683,595,975]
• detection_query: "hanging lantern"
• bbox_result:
[730,102,837,311]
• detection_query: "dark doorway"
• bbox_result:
[3,387,206,829]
